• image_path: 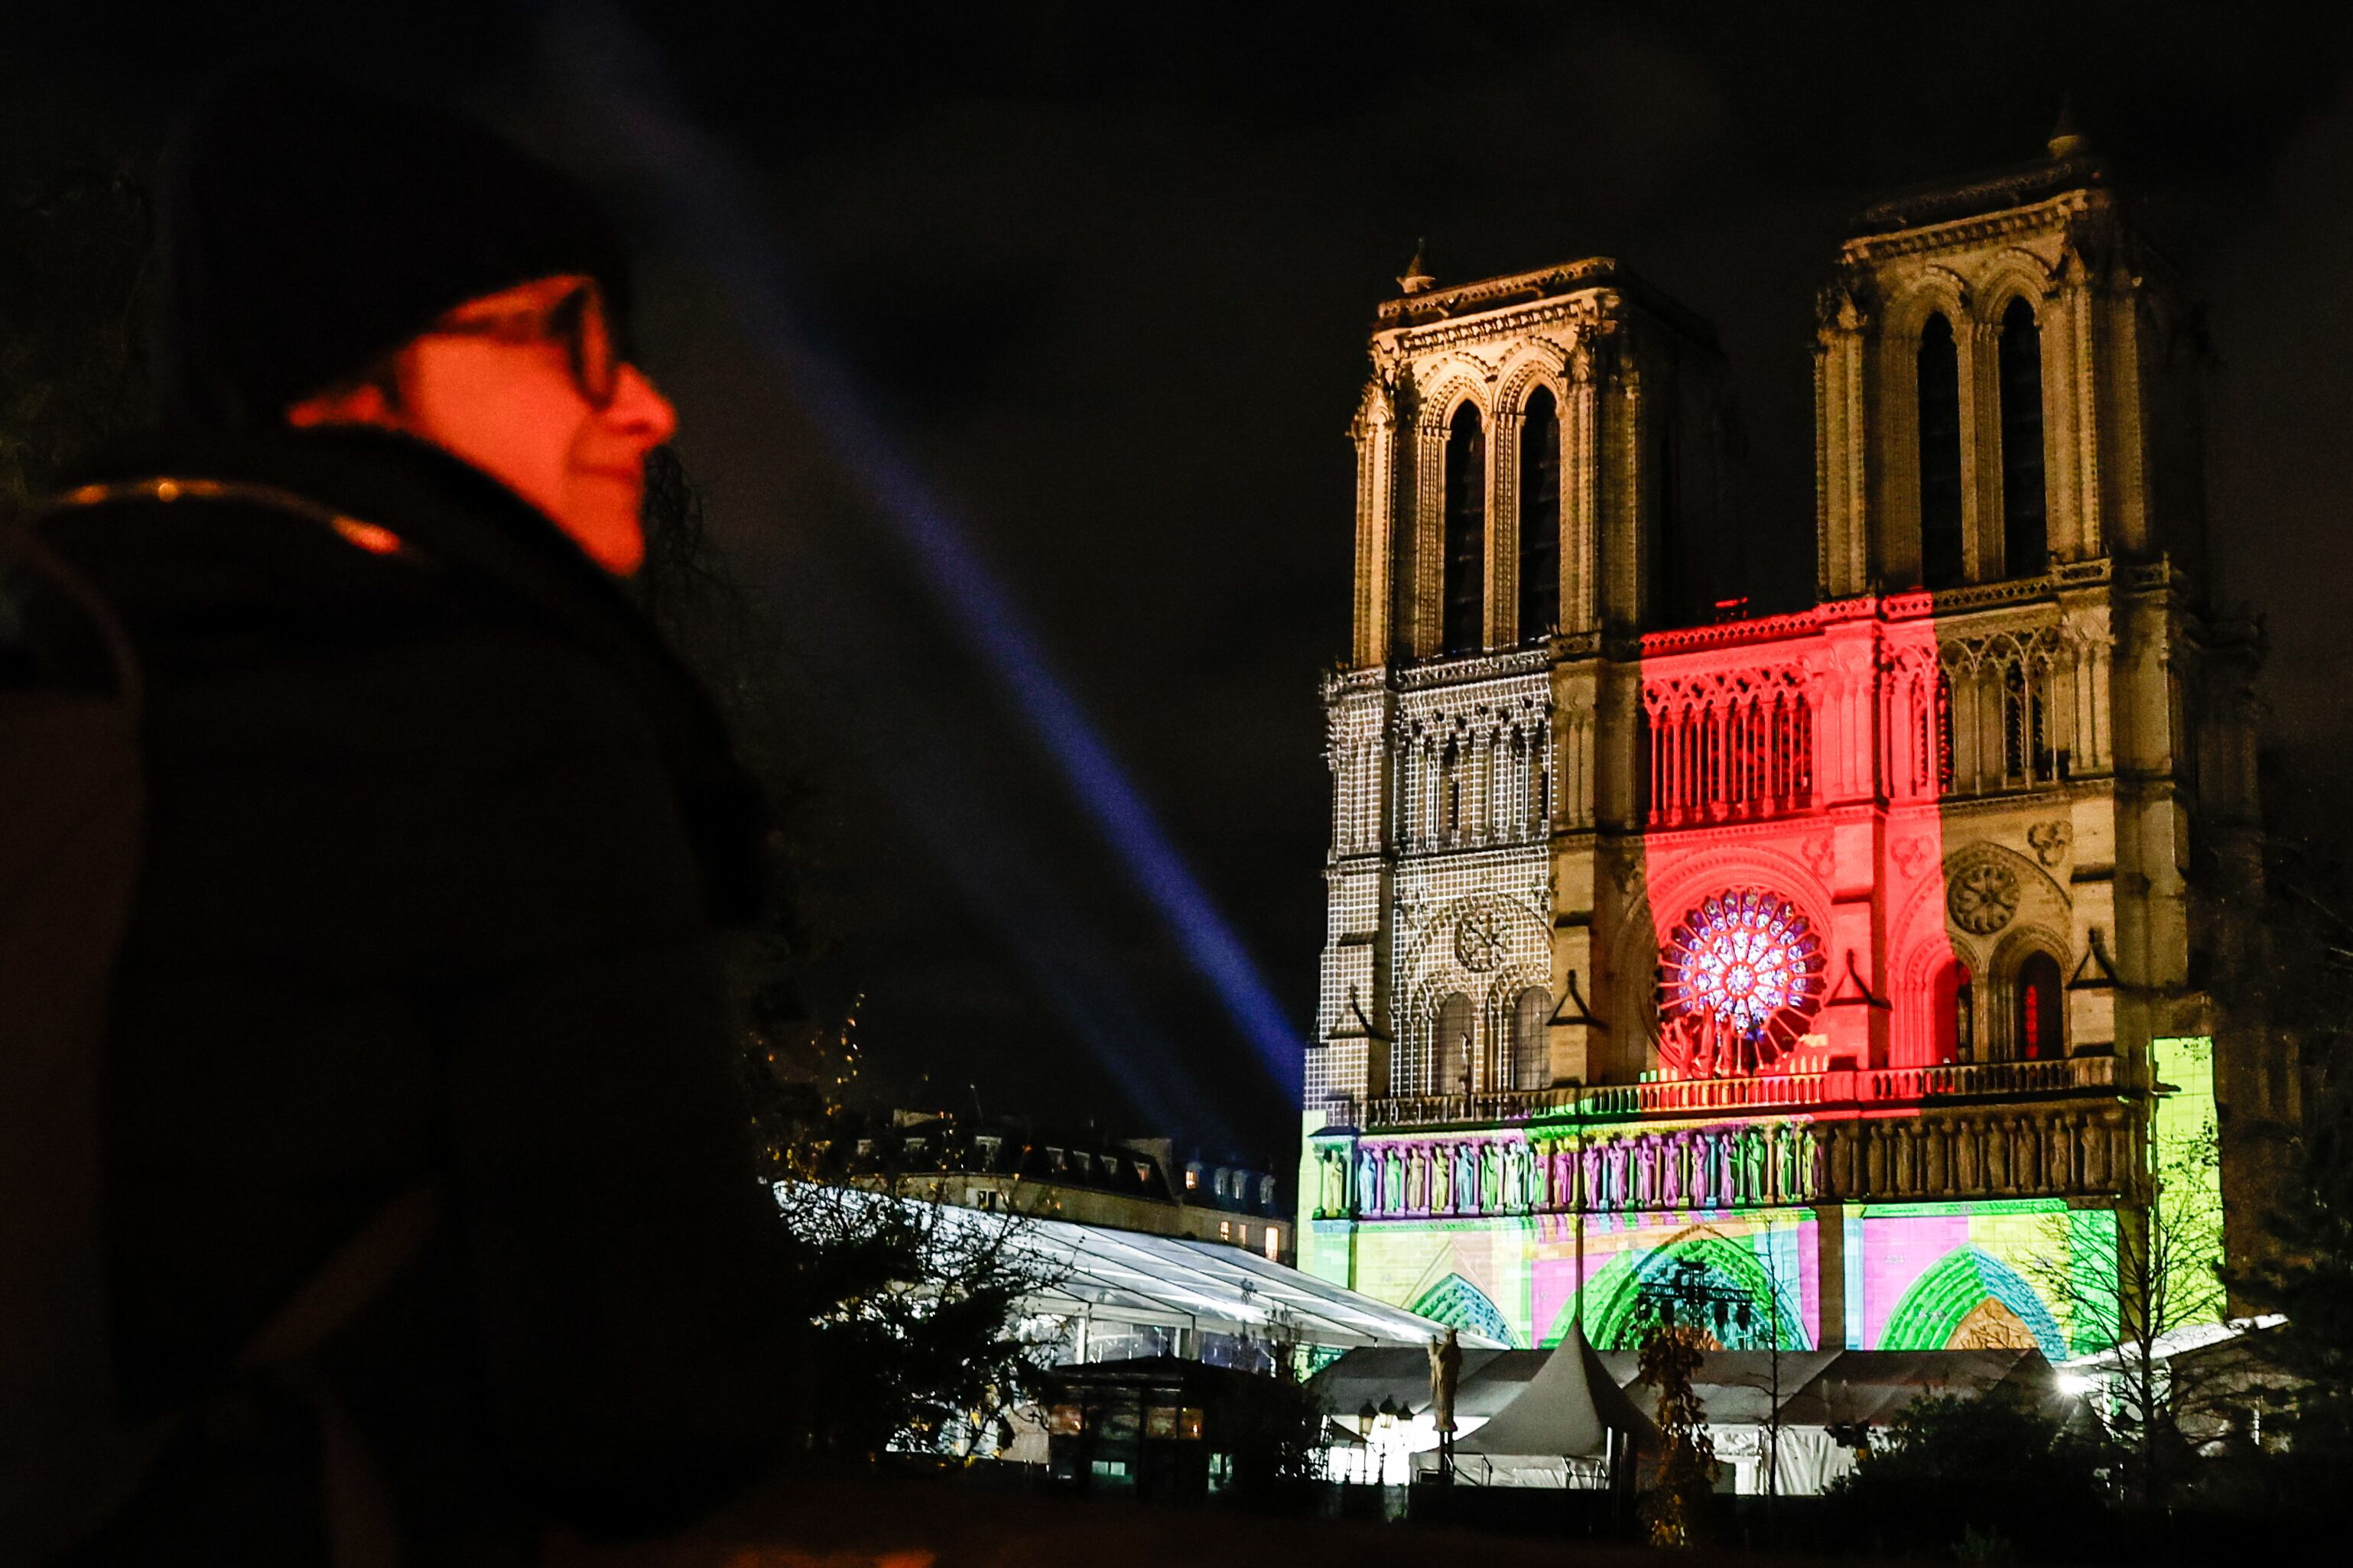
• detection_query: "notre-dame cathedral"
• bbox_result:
[1296,120,2288,1357]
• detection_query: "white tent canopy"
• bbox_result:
[1315,1342,2066,1492]
[1457,1326,1655,1459]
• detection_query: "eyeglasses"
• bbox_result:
[422,279,622,409]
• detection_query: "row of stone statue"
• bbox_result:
[1314,1120,1821,1219]
[1314,1102,2138,1220]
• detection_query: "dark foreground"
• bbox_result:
[536,1460,2331,1568]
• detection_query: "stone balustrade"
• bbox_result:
[1344,1052,2117,1132]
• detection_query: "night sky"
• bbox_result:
[12,2,2353,1170]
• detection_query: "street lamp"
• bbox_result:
[1357,1401,1378,1440]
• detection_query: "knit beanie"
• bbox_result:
[153,70,633,427]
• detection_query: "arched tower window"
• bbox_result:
[1518,387,1561,639]
[1999,298,2047,577]
[2013,951,2063,1061]
[1917,313,1965,589]
[1511,985,1551,1091]
[1443,403,1487,654]
[1435,992,1474,1095]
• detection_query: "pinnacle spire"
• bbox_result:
[2047,95,2090,159]
[1398,238,1436,295]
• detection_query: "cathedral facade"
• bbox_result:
[1297,127,2282,1357]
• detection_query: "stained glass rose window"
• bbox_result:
[1660,890,1826,1075]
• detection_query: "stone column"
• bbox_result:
[2049,248,2102,562]
[1815,287,1872,599]
[1815,1201,1852,1350]
[1412,413,1448,658]
[1491,410,1520,647]
[1598,328,1646,632]
[1961,313,1995,579]
[1351,378,1397,667]
[1555,339,1597,635]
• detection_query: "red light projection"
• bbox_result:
[1630,596,1965,1083]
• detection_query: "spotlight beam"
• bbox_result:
[544,4,1305,1099]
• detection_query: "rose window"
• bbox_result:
[1659,891,1826,1076]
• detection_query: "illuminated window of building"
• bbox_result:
[1435,992,1474,1094]
[1904,664,1957,800]
[2000,661,2049,783]
[1442,402,1486,654]
[1219,1219,1232,1242]
[1935,963,1974,1063]
[2014,951,2063,1060]
[1263,1227,1281,1260]
[1643,674,1812,826]
[1518,385,1560,638]
[1511,985,1551,1091]
[1184,1165,1198,1192]
[1918,312,1965,589]
[1999,297,2047,576]
[1659,891,1826,1076]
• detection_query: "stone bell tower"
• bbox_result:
[1811,116,2279,1235]
[1312,253,1731,1122]
[1814,112,2214,600]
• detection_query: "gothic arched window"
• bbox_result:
[2013,951,2063,1061]
[1935,963,1974,1063]
[1435,992,1474,1095]
[1999,298,2048,577]
[1518,387,1561,640]
[1918,313,1965,589]
[1443,402,1487,654]
[1511,986,1551,1091]
[2000,659,2048,784]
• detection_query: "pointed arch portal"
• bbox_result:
[1880,1245,2067,1359]
[1575,1234,1805,1351]
[1412,1271,1517,1348]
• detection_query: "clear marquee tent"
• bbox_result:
[783,1187,1492,1366]
[1020,1218,1490,1363]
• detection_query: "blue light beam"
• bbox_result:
[545,5,1305,1098]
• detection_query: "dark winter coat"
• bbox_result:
[33,425,798,1563]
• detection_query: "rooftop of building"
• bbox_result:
[1845,107,2108,237]
[1373,252,1721,352]
[848,1109,1285,1217]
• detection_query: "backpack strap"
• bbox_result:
[237,1185,443,1375]
[239,1183,444,1568]
[2,511,440,1565]
[41,475,421,562]
[0,515,152,1563]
